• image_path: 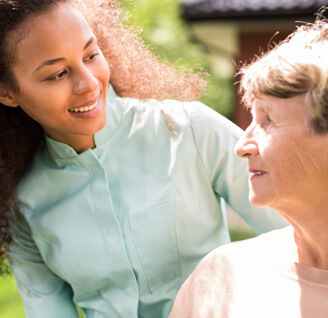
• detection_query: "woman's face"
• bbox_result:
[7,3,110,152]
[235,94,328,212]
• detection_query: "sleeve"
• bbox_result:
[169,264,212,318]
[6,219,79,318]
[189,102,288,234]
[169,246,233,318]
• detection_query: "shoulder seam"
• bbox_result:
[188,102,212,183]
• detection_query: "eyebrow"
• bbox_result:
[83,36,95,50]
[34,36,96,72]
[254,101,272,113]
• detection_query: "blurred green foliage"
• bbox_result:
[229,228,257,242]
[121,0,234,119]
[0,269,24,318]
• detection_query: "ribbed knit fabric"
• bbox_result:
[170,226,328,318]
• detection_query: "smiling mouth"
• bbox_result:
[68,101,98,113]
[253,171,265,175]
[249,169,267,176]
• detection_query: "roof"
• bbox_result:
[181,0,328,21]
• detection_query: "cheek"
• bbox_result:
[97,56,110,83]
[19,101,51,126]
[260,137,304,180]
[105,62,110,81]
[270,141,315,183]
[17,88,65,127]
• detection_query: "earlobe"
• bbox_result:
[0,85,19,107]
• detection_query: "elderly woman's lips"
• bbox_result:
[249,169,267,180]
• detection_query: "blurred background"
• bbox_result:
[1,0,326,316]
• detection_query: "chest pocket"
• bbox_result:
[130,202,181,294]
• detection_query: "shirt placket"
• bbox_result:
[81,150,140,317]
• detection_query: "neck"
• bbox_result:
[71,137,96,154]
[46,132,96,154]
[280,200,328,270]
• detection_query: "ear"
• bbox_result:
[0,85,19,107]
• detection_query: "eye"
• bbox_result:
[259,115,271,127]
[85,52,100,62]
[48,70,67,81]
[252,109,272,127]
[252,113,273,135]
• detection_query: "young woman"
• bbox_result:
[1,0,287,317]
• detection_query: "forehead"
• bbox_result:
[10,3,92,64]
[252,94,308,118]
[251,95,272,115]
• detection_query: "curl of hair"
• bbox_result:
[0,0,207,274]
[73,0,207,101]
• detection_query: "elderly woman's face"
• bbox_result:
[235,94,328,212]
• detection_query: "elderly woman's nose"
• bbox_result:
[234,126,258,158]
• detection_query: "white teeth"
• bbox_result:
[69,101,97,113]
[254,171,264,175]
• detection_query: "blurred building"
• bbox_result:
[181,0,327,129]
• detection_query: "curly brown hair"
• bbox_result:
[74,0,207,100]
[0,0,206,274]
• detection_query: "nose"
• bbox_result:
[234,123,259,158]
[72,66,98,95]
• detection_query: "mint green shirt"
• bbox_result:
[8,86,287,318]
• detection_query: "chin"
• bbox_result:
[249,194,270,208]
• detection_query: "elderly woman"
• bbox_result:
[170,19,328,318]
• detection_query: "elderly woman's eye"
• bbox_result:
[261,116,272,127]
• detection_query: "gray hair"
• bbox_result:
[239,19,328,133]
